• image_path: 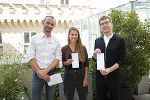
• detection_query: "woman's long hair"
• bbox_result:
[68,27,85,62]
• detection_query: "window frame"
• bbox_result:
[61,0,69,5]
[23,32,36,56]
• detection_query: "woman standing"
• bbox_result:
[61,27,89,100]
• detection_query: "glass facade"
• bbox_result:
[70,0,150,58]
[0,33,2,57]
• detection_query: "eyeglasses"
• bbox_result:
[100,21,110,26]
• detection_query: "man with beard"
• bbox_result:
[27,16,61,100]
[93,15,126,100]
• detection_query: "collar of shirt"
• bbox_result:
[104,33,113,47]
[40,32,52,39]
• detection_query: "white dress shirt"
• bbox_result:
[27,32,62,69]
[104,33,113,47]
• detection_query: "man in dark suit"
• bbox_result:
[93,15,126,100]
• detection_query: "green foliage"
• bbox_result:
[0,62,30,100]
[89,59,97,100]
[54,84,60,100]
[109,9,150,88]
[54,68,64,100]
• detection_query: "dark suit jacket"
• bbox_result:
[94,34,126,79]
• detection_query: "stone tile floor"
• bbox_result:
[133,94,150,100]
[23,93,150,100]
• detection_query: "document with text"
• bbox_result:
[47,73,63,86]
[97,53,105,70]
[71,53,79,68]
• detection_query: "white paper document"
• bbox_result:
[97,53,105,70]
[47,73,63,86]
[71,53,79,68]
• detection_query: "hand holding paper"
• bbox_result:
[66,59,73,65]
[71,53,79,68]
[97,53,105,70]
[43,75,50,82]
[47,73,63,86]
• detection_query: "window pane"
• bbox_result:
[66,0,69,4]
[24,32,29,43]
[31,32,36,36]
[0,33,2,44]
[24,45,28,55]
[0,46,3,56]
[61,0,64,4]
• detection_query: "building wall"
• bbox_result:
[0,1,96,60]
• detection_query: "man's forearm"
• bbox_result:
[109,63,119,72]
[46,59,59,73]
[29,58,40,73]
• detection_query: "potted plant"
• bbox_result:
[109,9,150,100]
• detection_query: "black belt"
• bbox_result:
[66,69,83,73]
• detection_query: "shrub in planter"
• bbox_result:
[0,62,30,100]
[109,9,150,88]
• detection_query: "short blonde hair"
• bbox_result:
[99,15,112,25]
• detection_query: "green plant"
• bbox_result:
[54,68,64,100]
[0,62,30,100]
[109,9,150,88]
[89,59,96,100]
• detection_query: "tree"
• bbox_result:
[109,9,150,88]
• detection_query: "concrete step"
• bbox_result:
[133,94,150,100]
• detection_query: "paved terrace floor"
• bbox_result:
[133,94,150,100]
[23,94,150,100]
